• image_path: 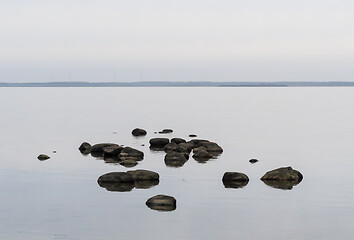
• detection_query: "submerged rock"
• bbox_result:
[196,142,223,154]
[261,166,303,190]
[132,128,147,136]
[164,152,188,167]
[91,143,119,153]
[98,181,135,192]
[37,154,50,161]
[79,142,92,154]
[158,129,173,134]
[146,195,176,211]
[249,159,258,164]
[192,147,213,160]
[149,138,169,150]
[222,172,249,189]
[119,160,138,168]
[118,147,144,161]
[261,166,303,181]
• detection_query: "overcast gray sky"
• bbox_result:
[1,0,354,82]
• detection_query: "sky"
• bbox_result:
[1,0,354,82]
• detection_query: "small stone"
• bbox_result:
[249,159,258,163]
[37,154,50,161]
[132,128,147,136]
[189,134,197,137]
[158,129,173,134]
[146,195,176,211]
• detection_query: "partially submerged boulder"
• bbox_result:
[127,169,159,181]
[192,146,213,160]
[158,129,173,134]
[149,138,169,150]
[222,172,249,189]
[118,147,144,161]
[164,152,188,167]
[132,128,147,136]
[196,142,223,154]
[171,138,186,144]
[164,142,178,152]
[146,195,176,211]
[103,145,124,158]
[79,142,91,154]
[119,160,138,168]
[91,143,119,153]
[37,154,50,161]
[261,166,303,190]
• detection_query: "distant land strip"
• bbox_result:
[1,81,354,87]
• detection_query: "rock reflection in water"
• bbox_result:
[261,179,302,190]
[98,180,159,192]
[223,180,249,189]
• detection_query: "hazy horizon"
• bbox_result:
[1,0,354,82]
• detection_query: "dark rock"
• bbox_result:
[146,195,176,211]
[158,129,173,134]
[189,139,209,146]
[149,138,169,150]
[127,170,159,181]
[222,172,249,184]
[196,142,223,154]
[79,142,92,154]
[249,159,258,164]
[222,172,249,188]
[37,154,50,161]
[177,142,194,153]
[119,160,138,168]
[261,166,303,181]
[134,180,159,189]
[98,172,135,183]
[91,143,119,153]
[132,128,147,136]
[164,152,188,167]
[103,157,121,164]
[118,147,144,161]
[171,138,186,144]
[192,147,213,160]
[189,134,197,137]
[164,142,178,152]
[103,145,124,158]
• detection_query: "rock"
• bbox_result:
[188,139,209,146]
[79,142,91,154]
[97,172,135,183]
[91,143,119,153]
[134,180,159,189]
[103,157,121,164]
[196,142,223,154]
[192,147,213,160]
[132,128,147,136]
[118,147,144,161]
[260,166,303,181]
[164,152,188,167]
[249,159,258,164]
[146,195,176,211]
[171,138,186,144]
[189,134,197,137]
[177,142,194,153]
[164,142,178,152]
[127,170,159,181]
[262,180,301,190]
[103,145,124,158]
[149,138,169,150]
[37,154,50,161]
[159,129,173,134]
[119,160,138,168]
[222,172,249,188]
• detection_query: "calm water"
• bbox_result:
[0,87,353,240]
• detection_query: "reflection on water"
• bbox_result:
[223,180,249,189]
[261,179,302,190]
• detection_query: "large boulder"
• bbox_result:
[146,195,176,211]
[196,142,223,154]
[127,170,159,181]
[103,145,124,158]
[171,138,186,144]
[132,128,147,136]
[164,152,188,167]
[192,147,213,160]
[164,142,178,153]
[261,166,303,181]
[118,147,144,161]
[222,172,249,188]
[177,142,194,153]
[91,143,119,153]
[149,138,169,150]
[261,167,303,190]
[79,142,92,154]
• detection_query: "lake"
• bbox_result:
[0,87,353,240]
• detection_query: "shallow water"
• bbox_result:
[0,87,353,240]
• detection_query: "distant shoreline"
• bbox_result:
[1,81,354,87]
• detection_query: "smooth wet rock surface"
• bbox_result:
[146,195,176,211]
